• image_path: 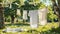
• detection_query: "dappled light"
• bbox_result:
[0,0,60,34]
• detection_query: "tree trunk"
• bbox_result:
[58,15,60,27]
[11,15,15,24]
[52,0,60,27]
[57,0,60,27]
[0,3,4,29]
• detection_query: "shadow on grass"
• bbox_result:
[5,23,30,26]
[49,27,60,33]
[26,27,60,34]
[39,27,60,34]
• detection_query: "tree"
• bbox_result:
[20,0,40,22]
[51,0,60,27]
[0,0,4,29]
[4,0,21,24]
[4,7,16,24]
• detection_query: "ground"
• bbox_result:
[0,22,60,34]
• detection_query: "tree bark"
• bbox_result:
[11,15,15,24]
[58,15,60,27]
[52,0,60,27]
[0,3,4,29]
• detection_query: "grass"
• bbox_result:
[0,22,60,34]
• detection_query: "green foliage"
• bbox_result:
[21,1,40,10]
[4,7,16,17]
[12,0,20,9]
[4,0,21,18]
[39,2,46,9]
[0,0,2,2]
[47,6,58,22]
[0,23,59,34]
[5,16,11,22]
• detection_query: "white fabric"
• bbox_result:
[38,8,48,25]
[17,9,21,16]
[23,10,28,20]
[29,10,38,28]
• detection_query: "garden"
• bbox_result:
[0,0,60,34]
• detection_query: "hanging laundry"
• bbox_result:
[38,7,48,25]
[29,10,39,28]
[23,10,28,20]
[17,9,21,16]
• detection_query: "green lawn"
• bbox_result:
[0,22,60,34]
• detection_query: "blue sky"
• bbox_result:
[40,0,52,6]
[26,0,52,6]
